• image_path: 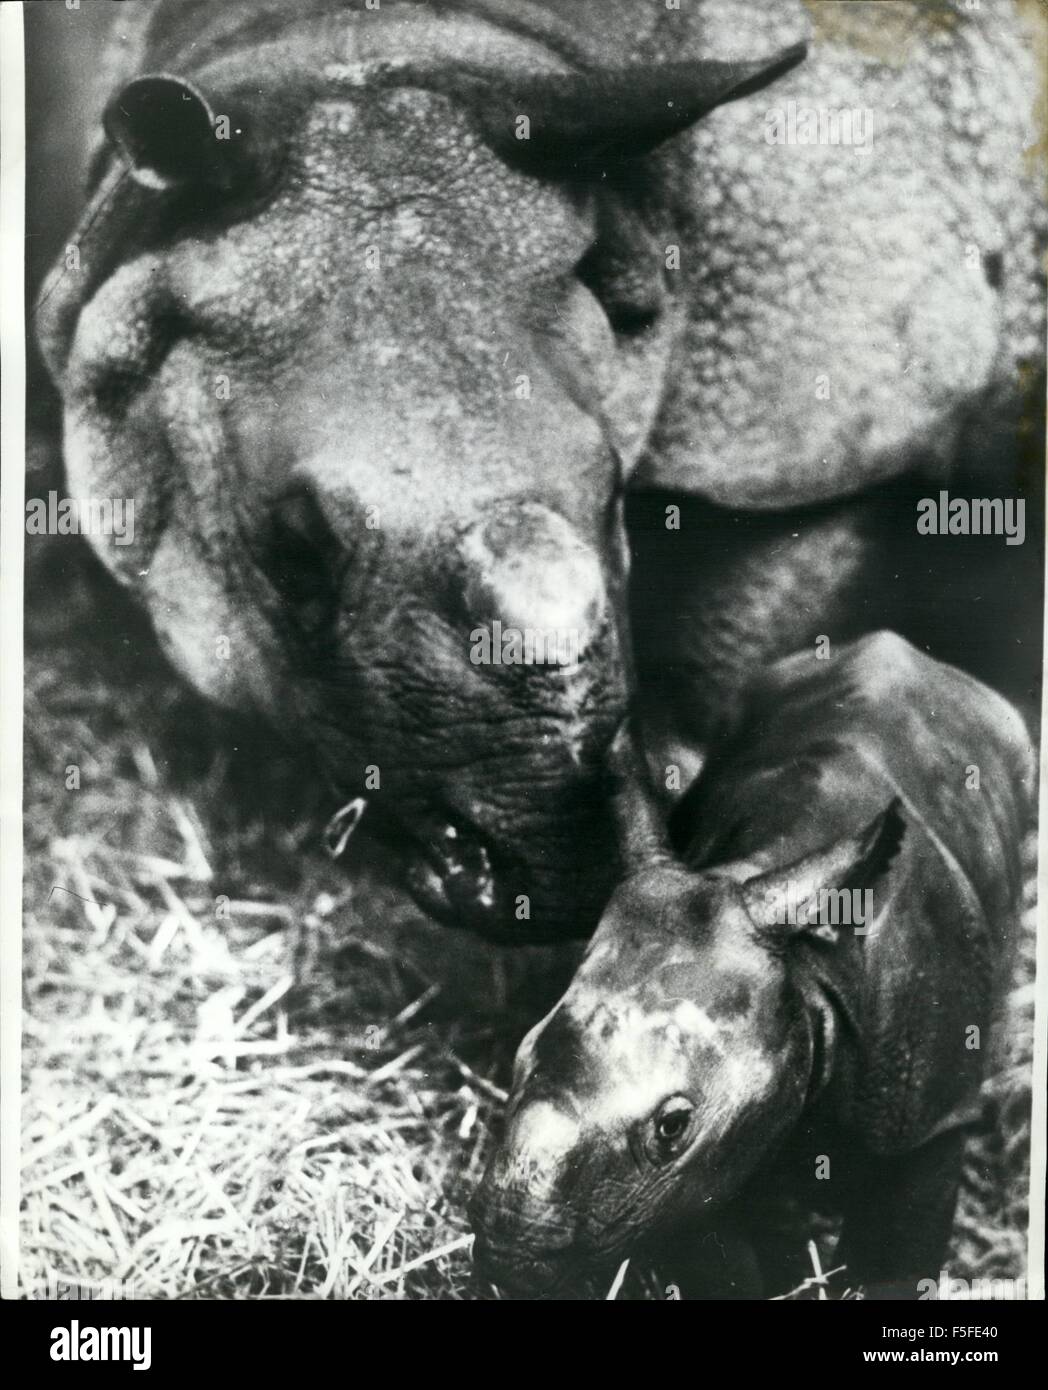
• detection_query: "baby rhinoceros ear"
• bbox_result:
[740,799,906,945]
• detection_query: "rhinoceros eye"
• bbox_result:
[647,1095,695,1163]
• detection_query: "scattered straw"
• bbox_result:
[17,549,1036,1300]
[606,1258,631,1300]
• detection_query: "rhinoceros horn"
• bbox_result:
[468,41,808,167]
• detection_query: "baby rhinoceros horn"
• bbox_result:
[606,721,674,871]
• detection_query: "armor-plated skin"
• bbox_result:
[35,1,1045,940]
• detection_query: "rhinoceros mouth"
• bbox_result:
[323,794,508,932]
[322,788,617,942]
[471,1231,576,1300]
[403,817,502,931]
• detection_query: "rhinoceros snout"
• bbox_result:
[471,1230,575,1300]
[259,480,622,941]
[469,1189,580,1299]
[457,503,607,662]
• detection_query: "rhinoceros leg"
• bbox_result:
[837,1129,967,1300]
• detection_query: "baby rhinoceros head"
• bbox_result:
[470,799,904,1298]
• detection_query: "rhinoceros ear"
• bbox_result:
[103,75,286,196]
[480,42,806,168]
[741,798,905,943]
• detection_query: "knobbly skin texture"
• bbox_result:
[470,635,1036,1299]
[649,0,1047,509]
[36,0,1045,940]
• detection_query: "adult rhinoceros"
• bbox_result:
[36,0,1045,942]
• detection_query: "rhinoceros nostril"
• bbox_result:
[458,504,607,663]
[264,485,341,628]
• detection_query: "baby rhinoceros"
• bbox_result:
[470,633,1034,1300]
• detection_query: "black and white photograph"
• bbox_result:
[2,0,1046,1325]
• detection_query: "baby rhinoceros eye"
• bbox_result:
[647,1096,695,1163]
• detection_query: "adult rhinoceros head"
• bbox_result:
[36,0,804,941]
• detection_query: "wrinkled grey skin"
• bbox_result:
[471,635,1035,1298]
[36,0,1045,940]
